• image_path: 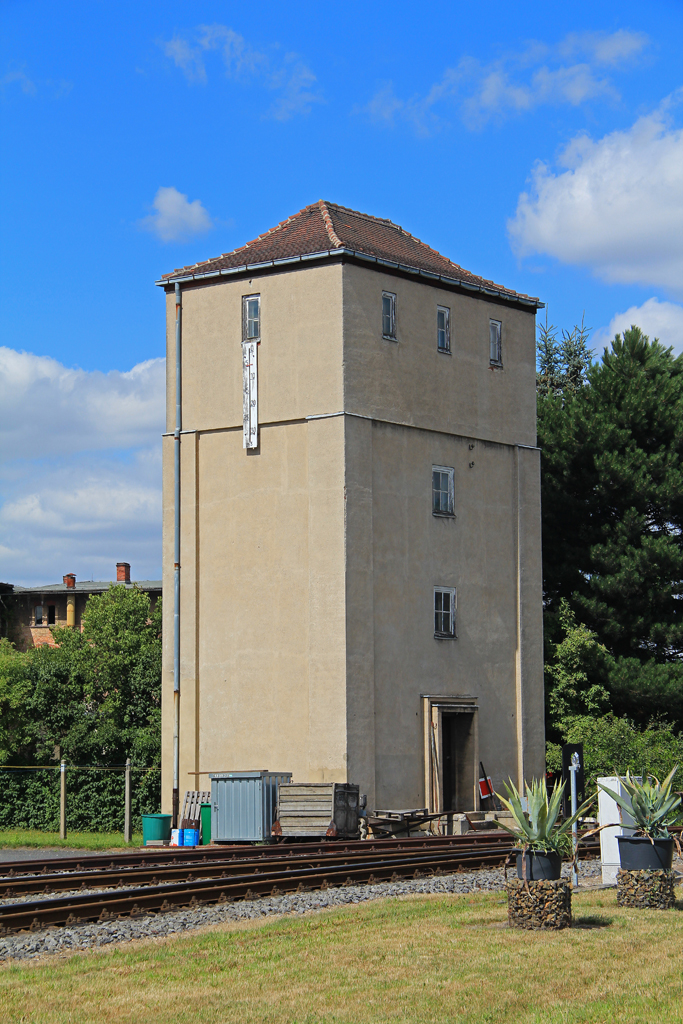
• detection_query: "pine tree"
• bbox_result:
[539,325,683,661]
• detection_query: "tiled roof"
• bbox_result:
[159,201,541,306]
[9,581,161,595]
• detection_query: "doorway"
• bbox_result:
[422,695,479,813]
[441,712,474,812]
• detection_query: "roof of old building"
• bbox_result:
[7,581,161,596]
[158,200,541,307]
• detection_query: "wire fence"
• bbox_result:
[0,763,161,835]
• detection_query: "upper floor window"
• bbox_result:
[34,605,43,626]
[489,319,502,366]
[432,466,454,517]
[243,295,260,340]
[437,306,450,353]
[434,587,456,639]
[382,292,396,340]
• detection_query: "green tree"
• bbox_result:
[544,599,611,740]
[539,325,683,661]
[51,584,162,764]
[536,311,592,397]
[0,586,161,832]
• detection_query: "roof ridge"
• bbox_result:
[159,201,541,305]
[323,201,466,271]
[166,202,323,277]
[317,200,343,248]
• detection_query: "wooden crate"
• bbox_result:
[274,783,360,838]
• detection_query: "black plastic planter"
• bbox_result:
[515,850,562,880]
[617,836,674,871]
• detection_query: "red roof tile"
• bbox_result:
[160,201,540,305]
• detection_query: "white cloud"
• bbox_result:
[159,24,322,120]
[139,186,213,243]
[508,94,683,295]
[267,57,322,121]
[0,348,165,459]
[363,29,647,134]
[0,348,164,585]
[558,29,650,66]
[161,37,207,84]
[197,24,266,78]
[1,68,36,95]
[0,449,162,586]
[593,298,683,355]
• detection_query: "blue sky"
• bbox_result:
[2,0,683,584]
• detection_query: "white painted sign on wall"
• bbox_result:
[242,341,258,449]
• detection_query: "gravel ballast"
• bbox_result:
[0,860,601,962]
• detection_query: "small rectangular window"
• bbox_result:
[434,587,456,638]
[47,605,56,625]
[437,306,450,353]
[432,466,455,516]
[382,292,396,340]
[489,319,502,365]
[34,605,43,626]
[243,295,260,340]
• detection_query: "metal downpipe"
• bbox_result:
[172,282,182,827]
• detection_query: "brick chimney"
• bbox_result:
[63,573,76,588]
[116,562,131,583]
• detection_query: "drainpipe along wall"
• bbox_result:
[173,282,182,827]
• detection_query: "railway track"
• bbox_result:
[0,831,517,878]
[0,832,599,935]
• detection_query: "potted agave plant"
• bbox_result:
[598,768,681,871]
[496,777,594,880]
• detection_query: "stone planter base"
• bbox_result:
[616,869,677,909]
[506,879,572,930]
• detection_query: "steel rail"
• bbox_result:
[0,837,533,898]
[0,831,518,878]
[0,833,598,896]
[0,845,526,933]
[0,840,599,935]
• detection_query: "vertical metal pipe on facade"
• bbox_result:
[172,282,182,827]
[514,445,525,791]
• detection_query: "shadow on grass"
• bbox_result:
[573,915,613,929]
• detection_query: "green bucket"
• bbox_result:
[142,813,172,844]
[200,803,211,846]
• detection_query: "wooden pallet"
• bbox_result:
[180,790,210,830]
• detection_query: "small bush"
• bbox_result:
[547,713,683,791]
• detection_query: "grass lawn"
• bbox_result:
[0,830,143,851]
[2,888,683,1023]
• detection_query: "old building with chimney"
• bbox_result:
[159,201,545,814]
[0,563,161,650]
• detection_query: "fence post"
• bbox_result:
[124,758,132,843]
[59,759,67,840]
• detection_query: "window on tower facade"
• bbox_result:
[434,587,457,638]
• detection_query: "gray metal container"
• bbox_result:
[275,782,360,838]
[210,771,292,842]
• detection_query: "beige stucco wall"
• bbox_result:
[165,262,344,434]
[161,256,544,814]
[162,264,347,810]
[342,263,537,447]
[342,416,544,809]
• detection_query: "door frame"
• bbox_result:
[421,694,479,813]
